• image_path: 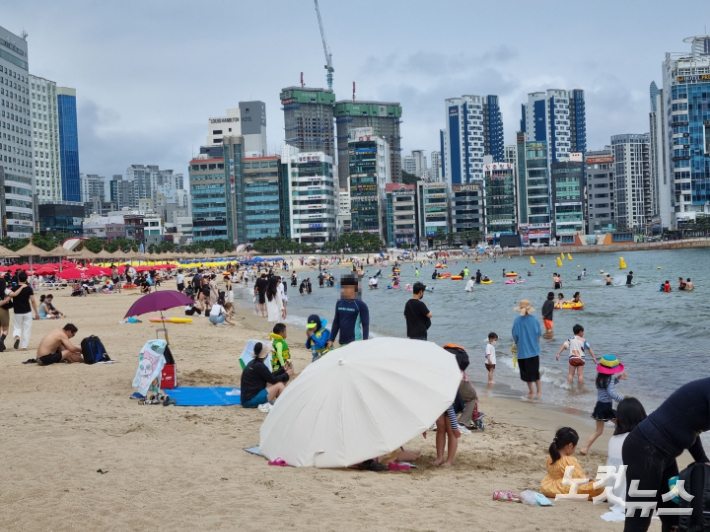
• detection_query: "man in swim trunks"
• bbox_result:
[36,323,83,366]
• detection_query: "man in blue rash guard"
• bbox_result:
[326,274,370,348]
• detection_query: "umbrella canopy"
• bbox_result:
[109,248,130,259]
[0,245,20,258]
[15,240,50,258]
[56,267,90,280]
[124,290,194,318]
[259,337,461,468]
[94,248,115,260]
[72,247,98,260]
[46,246,77,258]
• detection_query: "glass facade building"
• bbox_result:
[518,141,552,244]
[550,160,585,241]
[189,156,228,242]
[242,156,281,242]
[348,136,390,240]
[484,162,517,238]
[38,202,84,235]
[57,88,80,202]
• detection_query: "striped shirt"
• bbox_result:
[598,378,623,403]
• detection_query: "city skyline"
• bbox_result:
[4,0,709,179]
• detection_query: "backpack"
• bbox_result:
[678,462,710,532]
[81,336,110,365]
[443,343,470,372]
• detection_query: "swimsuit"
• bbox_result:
[38,350,62,366]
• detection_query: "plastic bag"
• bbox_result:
[520,490,552,506]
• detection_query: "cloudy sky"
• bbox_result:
[4,0,708,177]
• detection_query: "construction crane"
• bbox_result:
[314,0,334,91]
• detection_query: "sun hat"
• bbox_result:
[597,355,625,375]
[513,299,535,312]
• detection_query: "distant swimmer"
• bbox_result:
[475,269,482,284]
[605,274,612,286]
[465,277,474,292]
[626,271,634,285]
[685,278,694,291]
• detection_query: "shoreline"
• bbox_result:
[0,284,670,531]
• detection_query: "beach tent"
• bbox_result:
[259,337,460,468]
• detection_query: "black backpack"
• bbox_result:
[443,344,470,372]
[678,462,710,532]
[81,336,110,365]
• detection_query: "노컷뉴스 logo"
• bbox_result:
[555,465,694,517]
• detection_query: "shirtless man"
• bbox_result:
[36,323,83,366]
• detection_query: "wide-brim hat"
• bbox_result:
[597,355,625,375]
[514,299,534,312]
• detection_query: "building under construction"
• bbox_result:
[280,87,336,159]
[334,100,403,188]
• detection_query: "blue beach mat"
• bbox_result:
[166,387,241,406]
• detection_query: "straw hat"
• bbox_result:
[597,355,625,375]
[513,299,534,312]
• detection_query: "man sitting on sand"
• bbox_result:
[36,324,83,366]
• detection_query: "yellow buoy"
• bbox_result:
[658,266,662,269]
[556,257,563,267]
[567,253,573,260]
[619,257,627,270]
[530,256,537,264]
[578,265,581,268]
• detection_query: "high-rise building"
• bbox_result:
[402,155,416,176]
[348,130,391,242]
[385,183,417,248]
[430,151,442,182]
[550,156,585,242]
[417,182,449,247]
[443,94,504,186]
[334,100,402,187]
[188,150,229,242]
[110,174,138,210]
[659,35,710,230]
[612,133,651,231]
[649,82,669,231]
[280,146,337,244]
[411,150,427,178]
[517,140,552,245]
[125,165,183,203]
[57,87,80,202]
[337,187,351,234]
[483,161,517,239]
[521,89,586,164]
[0,26,34,238]
[450,182,484,240]
[30,75,62,202]
[281,87,335,162]
[241,155,281,242]
[221,136,244,243]
[585,149,616,233]
[80,173,106,203]
[206,103,267,157]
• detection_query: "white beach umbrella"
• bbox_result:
[259,337,460,468]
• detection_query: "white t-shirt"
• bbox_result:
[465,279,474,292]
[209,304,225,317]
[177,273,184,284]
[485,343,496,365]
[562,335,591,360]
[369,277,377,285]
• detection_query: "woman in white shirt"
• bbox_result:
[209,300,235,326]
[601,397,647,522]
[265,276,284,326]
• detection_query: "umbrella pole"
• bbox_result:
[159,310,169,346]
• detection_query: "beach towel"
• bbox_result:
[166,387,242,406]
[132,340,167,396]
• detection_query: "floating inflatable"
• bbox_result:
[505,280,516,284]
[450,276,463,280]
[505,272,518,277]
[149,317,193,323]
[556,257,563,267]
[473,260,483,263]
[619,257,627,269]
[567,253,573,260]
[530,256,536,264]
[561,302,584,310]
[393,269,401,273]
[480,280,493,284]
[434,264,447,269]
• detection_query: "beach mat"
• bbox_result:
[167,387,241,406]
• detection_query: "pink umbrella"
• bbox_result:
[124,290,194,344]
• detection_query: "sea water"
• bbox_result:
[234,248,710,419]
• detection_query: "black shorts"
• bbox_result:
[39,351,62,366]
[518,356,540,382]
[112,277,119,284]
[177,283,184,292]
[258,293,266,304]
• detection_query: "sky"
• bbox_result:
[4,0,709,177]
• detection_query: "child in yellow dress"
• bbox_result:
[540,427,605,500]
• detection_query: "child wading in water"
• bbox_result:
[555,324,598,386]
[580,355,627,455]
[540,427,604,500]
[485,332,497,384]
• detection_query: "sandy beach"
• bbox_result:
[0,280,669,532]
